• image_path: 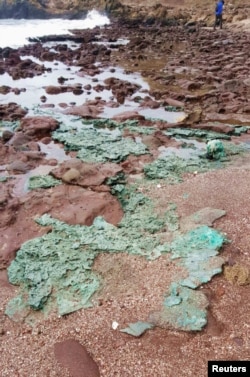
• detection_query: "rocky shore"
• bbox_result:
[0,10,250,377]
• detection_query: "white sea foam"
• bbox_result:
[0,10,110,48]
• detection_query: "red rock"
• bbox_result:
[205,113,250,125]
[51,159,123,187]
[112,111,145,122]
[191,123,234,134]
[0,184,9,205]
[0,85,11,94]
[54,339,100,377]
[0,103,27,121]
[45,86,67,95]
[7,160,30,173]
[8,133,32,147]
[221,79,245,93]
[63,104,103,118]
[163,98,184,108]
[20,116,59,137]
[0,184,123,268]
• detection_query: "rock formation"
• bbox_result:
[0,0,249,30]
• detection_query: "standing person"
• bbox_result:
[213,0,225,30]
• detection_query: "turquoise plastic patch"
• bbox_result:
[28,175,61,190]
[52,123,148,163]
[121,321,155,337]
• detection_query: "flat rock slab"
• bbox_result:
[204,113,250,125]
[54,339,100,377]
[51,158,122,187]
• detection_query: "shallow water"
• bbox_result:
[0,54,148,106]
[0,13,187,123]
[0,52,186,122]
[38,141,71,162]
[159,139,206,159]
[12,165,56,197]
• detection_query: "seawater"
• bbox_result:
[0,10,186,123]
[0,10,110,48]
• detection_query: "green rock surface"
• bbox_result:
[28,175,61,190]
[52,122,149,163]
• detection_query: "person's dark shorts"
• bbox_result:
[215,14,222,26]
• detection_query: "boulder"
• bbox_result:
[0,103,27,121]
[20,116,59,137]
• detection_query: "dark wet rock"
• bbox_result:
[72,88,83,95]
[57,76,68,84]
[8,133,32,148]
[40,51,57,61]
[116,90,126,104]
[40,95,47,103]
[0,85,11,94]
[0,103,27,121]
[45,85,68,95]
[20,116,59,138]
[1,47,14,59]
[4,51,21,65]
[93,84,105,92]
[54,339,100,377]
[2,130,14,142]
[84,84,92,91]
[2,54,46,79]
[104,77,141,103]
